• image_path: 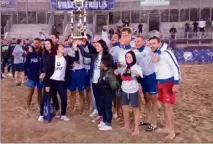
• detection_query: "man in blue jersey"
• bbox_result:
[134,36,158,131]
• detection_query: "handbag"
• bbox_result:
[43,92,55,123]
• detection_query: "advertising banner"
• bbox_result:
[50,0,114,10]
[140,0,170,6]
[1,0,17,8]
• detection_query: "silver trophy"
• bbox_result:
[70,0,87,39]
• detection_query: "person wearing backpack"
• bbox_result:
[97,54,120,131]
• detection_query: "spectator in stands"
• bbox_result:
[206,18,212,32]
[169,25,177,39]
[116,20,123,30]
[193,21,199,32]
[123,18,130,27]
[138,23,143,35]
[185,21,190,38]
[198,19,206,32]
[109,12,113,25]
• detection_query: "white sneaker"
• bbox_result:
[38,116,43,122]
[90,109,98,117]
[99,125,112,131]
[7,73,13,77]
[2,74,6,78]
[98,121,106,128]
[61,115,70,121]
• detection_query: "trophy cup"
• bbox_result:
[70,0,87,39]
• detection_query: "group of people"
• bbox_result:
[1,25,180,139]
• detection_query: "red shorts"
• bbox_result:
[157,82,176,104]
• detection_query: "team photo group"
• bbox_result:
[7,25,180,140]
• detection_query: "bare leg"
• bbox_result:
[14,71,19,84]
[117,97,122,118]
[113,97,118,118]
[85,87,92,112]
[79,90,85,114]
[26,88,35,115]
[144,93,151,123]
[70,91,77,114]
[157,103,169,133]
[21,72,25,84]
[37,88,42,107]
[132,107,140,135]
[165,103,175,139]
[121,105,130,132]
[150,95,158,128]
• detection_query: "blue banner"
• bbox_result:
[50,0,114,10]
[1,0,17,8]
[174,48,213,63]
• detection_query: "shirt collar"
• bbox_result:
[122,44,131,50]
[138,45,146,52]
[112,42,120,47]
[154,43,164,54]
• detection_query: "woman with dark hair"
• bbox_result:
[39,39,59,119]
[115,51,143,135]
[38,42,79,122]
[78,39,113,123]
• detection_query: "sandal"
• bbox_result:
[140,121,150,126]
[145,125,157,131]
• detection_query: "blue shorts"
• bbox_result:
[26,79,44,88]
[67,69,85,91]
[83,69,91,88]
[141,73,157,95]
[121,91,139,108]
[14,63,24,72]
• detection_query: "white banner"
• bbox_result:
[140,0,170,6]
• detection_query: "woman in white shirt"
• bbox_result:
[115,51,143,135]
[38,42,79,122]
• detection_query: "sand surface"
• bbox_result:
[1,64,213,143]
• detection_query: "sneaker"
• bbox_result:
[92,116,102,123]
[90,109,98,117]
[2,74,6,78]
[61,115,70,121]
[38,116,43,122]
[98,121,106,128]
[7,73,13,77]
[99,125,112,131]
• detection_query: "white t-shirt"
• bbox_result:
[198,21,206,28]
[120,64,143,93]
[50,56,67,81]
[92,55,102,83]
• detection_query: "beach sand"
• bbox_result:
[1,64,213,143]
